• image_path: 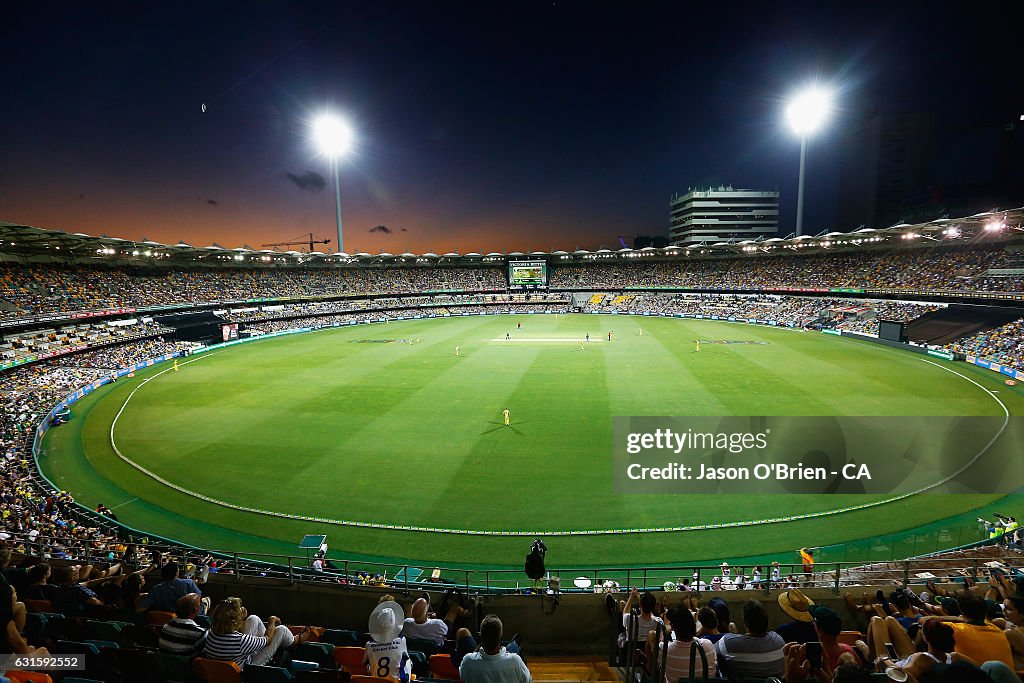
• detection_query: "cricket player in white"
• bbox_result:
[365,601,412,681]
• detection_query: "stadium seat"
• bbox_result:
[123,622,161,649]
[85,638,119,650]
[41,613,81,643]
[837,630,863,646]
[406,638,440,655]
[159,652,195,683]
[194,657,244,683]
[321,629,366,646]
[23,599,53,613]
[5,672,53,683]
[409,650,429,678]
[110,647,165,683]
[428,654,461,681]
[351,677,393,683]
[295,672,346,683]
[147,609,177,626]
[54,640,117,682]
[242,664,295,682]
[293,641,336,669]
[84,618,127,645]
[23,612,48,646]
[332,645,366,672]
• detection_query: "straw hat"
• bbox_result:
[778,588,814,623]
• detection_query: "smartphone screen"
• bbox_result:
[805,641,822,669]
[885,642,899,660]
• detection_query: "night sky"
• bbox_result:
[1,1,1019,253]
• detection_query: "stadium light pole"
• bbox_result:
[313,115,353,253]
[786,87,832,237]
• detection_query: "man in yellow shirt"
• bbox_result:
[799,547,815,586]
[503,408,510,427]
[923,590,1014,669]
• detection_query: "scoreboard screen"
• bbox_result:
[509,261,547,288]
[222,323,239,342]
[878,320,905,343]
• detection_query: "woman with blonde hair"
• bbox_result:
[203,597,296,668]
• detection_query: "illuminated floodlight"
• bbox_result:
[985,220,1005,231]
[786,87,833,136]
[312,115,353,158]
[311,113,355,253]
[786,85,834,236]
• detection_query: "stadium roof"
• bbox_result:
[0,207,1021,267]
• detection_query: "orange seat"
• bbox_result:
[334,645,367,672]
[146,610,176,626]
[194,657,243,683]
[6,672,54,683]
[429,653,461,681]
[837,630,864,646]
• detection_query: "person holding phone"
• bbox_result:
[808,605,856,675]
[873,619,977,680]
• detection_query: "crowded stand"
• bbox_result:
[830,301,942,336]
[580,292,940,335]
[223,293,572,325]
[0,243,1022,325]
[1,318,171,367]
[549,246,1024,292]
[944,318,1024,370]
[0,264,506,321]
[221,291,939,341]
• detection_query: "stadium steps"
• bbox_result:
[529,656,621,683]
[905,306,1021,345]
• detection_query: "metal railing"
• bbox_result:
[7,518,1021,597]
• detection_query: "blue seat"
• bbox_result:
[321,629,365,646]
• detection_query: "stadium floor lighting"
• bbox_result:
[312,114,353,253]
[786,86,833,237]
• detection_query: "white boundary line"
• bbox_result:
[107,333,1011,537]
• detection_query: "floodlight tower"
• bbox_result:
[313,115,353,253]
[786,87,832,236]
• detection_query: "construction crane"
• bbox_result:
[261,233,331,253]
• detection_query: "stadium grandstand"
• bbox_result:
[2,209,1024,682]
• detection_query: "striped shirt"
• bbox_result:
[664,637,716,683]
[159,618,208,657]
[204,630,268,667]
[715,632,785,679]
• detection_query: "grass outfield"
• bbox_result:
[40,314,1024,571]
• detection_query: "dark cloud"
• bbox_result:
[369,225,393,234]
[284,171,326,192]
[78,193,85,200]
[401,228,408,232]
[206,198,218,206]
